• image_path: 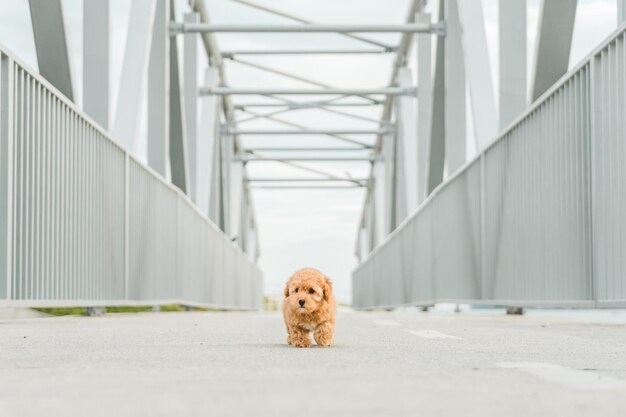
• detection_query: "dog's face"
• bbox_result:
[284,268,332,315]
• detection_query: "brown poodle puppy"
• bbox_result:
[282,268,337,348]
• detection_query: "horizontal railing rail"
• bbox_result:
[352,23,626,309]
[0,44,262,310]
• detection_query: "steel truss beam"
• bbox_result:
[171,23,444,35]
[201,87,416,96]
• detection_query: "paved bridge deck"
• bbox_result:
[1,308,625,416]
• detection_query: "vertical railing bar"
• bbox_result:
[2,55,15,301]
[42,88,49,300]
[34,81,41,300]
[61,103,67,300]
[71,110,77,301]
[588,52,599,307]
[49,93,55,300]
[124,152,129,300]
[16,68,24,300]
[611,37,624,298]
[24,75,32,300]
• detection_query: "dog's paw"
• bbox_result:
[291,338,311,348]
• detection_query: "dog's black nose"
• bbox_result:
[299,299,305,307]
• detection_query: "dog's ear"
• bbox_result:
[284,281,290,298]
[323,276,333,302]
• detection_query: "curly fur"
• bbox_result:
[282,268,336,348]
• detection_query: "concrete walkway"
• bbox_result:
[1,308,626,417]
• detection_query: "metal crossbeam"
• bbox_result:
[245,147,370,151]
[239,156,375,162]
[201,87,415,96]
[222,49,396,57]
[228,0,395,50]
[234,102,380,109]
[171,22,445,34]
[237,109,371,148]
[225,129,388,135]
[246,178,368,182]
[249,185,365,189]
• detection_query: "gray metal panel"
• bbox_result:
[499,0,527,128]
[591,31,626,303]
[530,0,577,101]
[83,0,109,129]
[28,0,74,101]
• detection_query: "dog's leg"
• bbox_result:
[314,322,334,347]
[288,325,311,348]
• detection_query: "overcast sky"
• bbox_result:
[0,0,619,303]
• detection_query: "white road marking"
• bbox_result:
[497,362,626,391]
[406,330,460,339]
[373,320,402,326]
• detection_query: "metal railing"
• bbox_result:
[0,44,262,309]
[353,24,626,309]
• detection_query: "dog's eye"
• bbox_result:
[308,288,315,294]
[294,288,299,293]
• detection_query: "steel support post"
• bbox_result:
[620,0,626,24]
[0,55,14,300]
[229,158,243,243]
[198,67,219,217]
[499,0,527,128]
[530,0,577,101]
[382,130,397,234]
[83,0,109,129]
[147,0,170,178]
[444,0,466,173]
[416,12,432,204]
[427,1,446,194]
[184,12,199,201]
[373,158,387,244]
[28,0,75,101]
[209,122,223,228]
[396,67,418,213]
[169,1,189,194]
[113,0,157,153]
[457,0,498,150]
